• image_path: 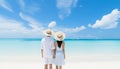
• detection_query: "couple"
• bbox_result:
[41,29,66,69]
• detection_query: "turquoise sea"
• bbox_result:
[0,38,120,62]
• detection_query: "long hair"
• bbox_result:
[57,41,62,48]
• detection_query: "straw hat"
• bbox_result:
[43,29,53,36]
[54,31,65,41]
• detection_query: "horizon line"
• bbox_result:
[0,38,120,40]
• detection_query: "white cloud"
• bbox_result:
[65,26,86,33]
[19,12,43,30]
[0,15,44,38]
[89,9,120,29]
[49,25,86,38]
[56,0,78,19]
[48,21,56,28]
[0,16,28,37]
[0,14,85,38]
[54,25,86,38]
[47,21,86,36]
[0,16,25,30]
[0,0,13,12]
[63,25,86,33]
[18,0,40,14]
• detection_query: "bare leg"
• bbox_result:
[56,65,58,69]
[44,64,48,69]
[49,64,52,69]
[60,66,62,69]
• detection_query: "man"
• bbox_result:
[41,29,55,69]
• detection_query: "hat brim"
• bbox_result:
[54,31,65,41]
[43,29,54,36]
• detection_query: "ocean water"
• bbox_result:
[0,39,120,62]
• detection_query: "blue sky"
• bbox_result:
[0,0,120,39]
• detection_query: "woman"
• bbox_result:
[53,31,66,69]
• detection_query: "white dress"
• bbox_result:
[54,45,65,66]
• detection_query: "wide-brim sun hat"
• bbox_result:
[43,29,54,36]
[54,31,65,41]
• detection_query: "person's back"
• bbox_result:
[41,29,55,69]
[41,36,54,58]
[53,31,66,69]
[54,41,65,67]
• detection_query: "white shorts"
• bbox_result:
[44,57,53,64]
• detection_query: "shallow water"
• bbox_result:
[0,39,120,62]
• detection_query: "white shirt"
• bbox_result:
[41,37,55,58]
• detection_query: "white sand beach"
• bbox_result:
[1,54,120,69]
[1,55,120,69]
[1,50,120,69]
[0,61,120,69]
